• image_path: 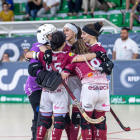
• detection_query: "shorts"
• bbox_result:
[80,83,110,112]
[67,75,82,105]
[40,87,69,114]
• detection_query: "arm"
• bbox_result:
[26,51,34,59]
[72,53,97,62]
[132,53,138,59]
[39,45,48,52]
[11,16,14,21]
[32,0,42,5]
[112,51,116,60]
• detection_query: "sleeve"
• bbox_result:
[10,11,14,17]
[131,40,138,53]
[38,52,46,69]
[113,40,117,51]
[63,63,75,74]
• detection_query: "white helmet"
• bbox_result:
[37,24,57,44]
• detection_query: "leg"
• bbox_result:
[65,112,71,140]
[24,2,30,18]
[70,106,81,140]
[30,9,38,20]
[75,0,80,14]
[50,7,57,17]
[129,13,139,30]
[126,0,131,10]
[82,0,89,15]
[37,7,47,17]
[80,112,93,140]
[67,0,74,13]
[93,110,107,140]
[67,76,82,140]
[29,90,42,140]
[52,114,66,140]
[36,114,52,140]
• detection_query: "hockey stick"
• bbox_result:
[50,63,105,124]
[110,107,131,131]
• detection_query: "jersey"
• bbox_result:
[88,42,106,54]
[63,42,72,52]
[25,42,43,96]
[38,51,74,87]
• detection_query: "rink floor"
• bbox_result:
[0,104,140,140]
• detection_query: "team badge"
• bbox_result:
[69,53,75,56]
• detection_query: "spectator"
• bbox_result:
[82,0,101,17]
[1,0,14,11]
[129,0,140,30]
[23,0,42,20]
[112,27,138,60]
[19,48,30,62]
[125,0,135,13]
[67,0,82,16]
[0,2,14,21]
[37,0,60,18]
[2,53,10,62]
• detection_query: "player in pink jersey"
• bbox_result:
[80,21,113,140]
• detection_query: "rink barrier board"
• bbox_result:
[0,95,140,104]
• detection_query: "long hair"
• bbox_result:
[71,39,90,54]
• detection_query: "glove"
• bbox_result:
[95,51,108,62]
[43,50,52,65]
[28,62,43,77]
[100,60,114,75]
[35,70,63,91]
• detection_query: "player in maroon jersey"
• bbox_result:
[81,21,111,140]
[60,38,113,140]
[63,23,83,140]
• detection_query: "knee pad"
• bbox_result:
[38,115,52,129]
[80,117,91,130]
[72,112,81,125]
[54,116,65,129]
[65,113,71,124]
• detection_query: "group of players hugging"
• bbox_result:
[25,21,114,140]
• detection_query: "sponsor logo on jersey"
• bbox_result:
[43,88,61,93]
[88,86,109,90]
[84,103,92,108]
[102,103,110,107]
[54,106,64,110]
[69,53,75,56]
[120,68,140,88]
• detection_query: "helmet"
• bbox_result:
[37,24,57,44]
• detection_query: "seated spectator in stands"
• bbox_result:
[2,53,10,62]
[0,2,14,21]
[125,0,135,13]
[1,0,14,11]
[23,0,42,20]
[112,27,138,60]
[67,0,82,16]
[37,0,60,18]
[82,0,101,17]
[19,48,30,62]
[129,0,140,30]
